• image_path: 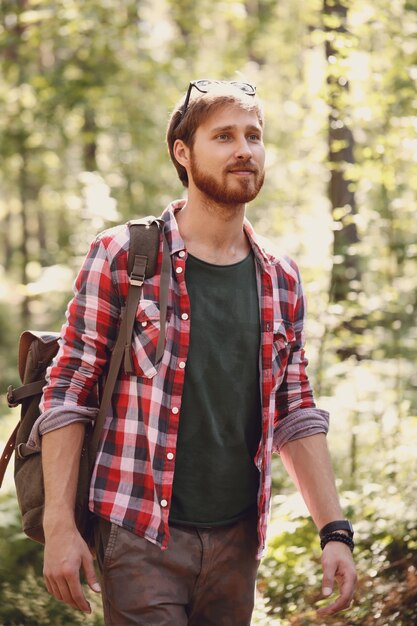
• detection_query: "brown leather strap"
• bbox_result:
[7,380,45,407]
[128,218,161,279]
[155,231,170,364]
[123,254,148,374]
[90,219,165,460]
[124,219,170,373]
[0,424,19,488]
[89,279,143,459]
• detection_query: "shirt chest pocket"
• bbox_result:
[271,319,295,389]
[130,299,170,379]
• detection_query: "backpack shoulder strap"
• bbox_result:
[123,216,170,373]
[90,215,170,457]
[127,216,161,280]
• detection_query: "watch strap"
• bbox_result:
[319,520,354,539]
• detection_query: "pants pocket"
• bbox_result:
[94,518,119,572]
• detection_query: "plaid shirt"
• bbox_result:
[35,200,329,558]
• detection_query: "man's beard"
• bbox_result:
[189,154,265,206]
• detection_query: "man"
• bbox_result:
[34,80,356,625]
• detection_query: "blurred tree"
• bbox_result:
[324,0,361,306]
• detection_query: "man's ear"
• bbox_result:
[173,139,190,168]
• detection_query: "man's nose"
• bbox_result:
[234,138,253,159]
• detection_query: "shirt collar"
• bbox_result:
[161,200,280,269]
[161,200,187,255]
[243,218,281,270]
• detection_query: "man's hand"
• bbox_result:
[317,541,357,616]
[41,424,100,612]
[43,527,101,613]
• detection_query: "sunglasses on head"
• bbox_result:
[180,79,256,121]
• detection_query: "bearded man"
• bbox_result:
[35,79,356,625]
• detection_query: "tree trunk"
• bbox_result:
[324,0,360,304]
[82,107,98,172]
[3,0,31,324]
[1,207,14,272]
[19,150,30,326]
[323,0,365,361]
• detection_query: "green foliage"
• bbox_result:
[255,480,417,625]
[0,303,18,393]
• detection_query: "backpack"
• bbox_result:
[0,217,170,545]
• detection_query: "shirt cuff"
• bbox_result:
[273,407,329,453]
[27,406,98,451]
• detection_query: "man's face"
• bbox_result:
[188,104,265,205]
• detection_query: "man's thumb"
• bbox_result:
[82,552,101,593]
[322,579,334,597]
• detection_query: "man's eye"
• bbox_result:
[249,134,261,141]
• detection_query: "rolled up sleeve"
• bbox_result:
[273,265,329,452]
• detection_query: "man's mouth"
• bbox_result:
[228,168,256,175]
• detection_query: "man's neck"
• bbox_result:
[175,194,250,265]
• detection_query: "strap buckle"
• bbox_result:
[16,443,26,460]
[129,274,145,287]
[7,385,19,408]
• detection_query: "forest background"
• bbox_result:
[0,0,416,624]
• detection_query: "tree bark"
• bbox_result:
[19,149,30,326]
[82,107,98,172]
[324,0,361,304]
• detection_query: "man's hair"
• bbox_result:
[166,89,264,188]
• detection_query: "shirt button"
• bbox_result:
[141,321,147,327]
[179,361,186,369]
[176,266,183,274]
[172,407,179,414]
[178,250,186,258]
[181,313,189,321]
[161,499,168,508]
[167,452,174,460]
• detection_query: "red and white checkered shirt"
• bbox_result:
[33,200,329,558]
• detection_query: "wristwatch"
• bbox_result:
[319,520,354,539]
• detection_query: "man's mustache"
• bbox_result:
[226,161,260,173]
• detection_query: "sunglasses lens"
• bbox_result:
[194,80,256,95]
[231,81,256,95]
[194,79,214,91]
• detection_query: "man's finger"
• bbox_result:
[53,576,82,611]
[43,576,54,597]
[317,573,356,616]
[322,582,334,597]
[321,560,335,598]
[317,592,353,616]
[65,572,92,613]
[82,549,101,594]
[45,577,63,603]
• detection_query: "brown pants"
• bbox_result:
[94,514,259,626]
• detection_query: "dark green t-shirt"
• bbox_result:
[169,250,262,526]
